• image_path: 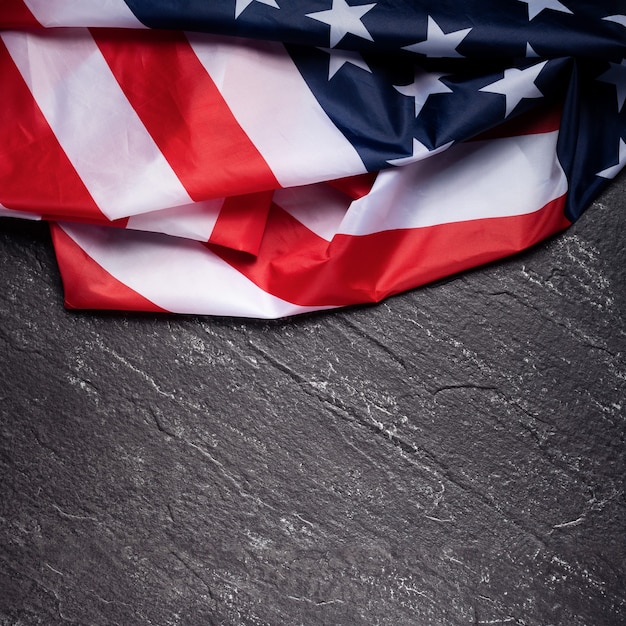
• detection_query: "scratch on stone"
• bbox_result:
[432,384,498,397]
[150,407,176,438]
[293,513,315,528]
[170,551,217,602]
[185,440,277,512]
[67,375,100,398]
[341,317,409,371]
[423,514,453,523]
[327,415,385,470]
[286,595,344,606]
[45,563,65,576]
[99,343,177,401]
[316,599,345,606]
[52,504,98,523]
[247,340,444,483]
[552,489,623,532]
[87,589,131,608]
[395,577,433,601]
[552,516,586,529]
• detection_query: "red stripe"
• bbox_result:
[213,198,571,307]
[0,1,41,28]
[471,99,562,141]
[327,173,377,199]
[92,28,281,201]
[51,223,167,312]
[210,191,272,255]
[0,39,106,222]
[43,214,130,229]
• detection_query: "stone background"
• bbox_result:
[0,175,624,625]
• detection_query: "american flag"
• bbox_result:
[0,0,624,317]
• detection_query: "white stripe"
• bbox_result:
[187,33,368,187]
[1,29,191,220]
[24,0,146,28]
[59,223,331,318]
[273,185,350,241]
[0,205,41,221]
[126,199,223,242]
[339,131,567,235]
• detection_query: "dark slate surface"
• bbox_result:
[0,176,624,626]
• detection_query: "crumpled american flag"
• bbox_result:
[1,0,624,318]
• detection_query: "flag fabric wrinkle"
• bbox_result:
[0,0,624,318]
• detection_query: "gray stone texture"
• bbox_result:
[0,175,624,625]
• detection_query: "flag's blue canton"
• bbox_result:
[558,58,626,220]
[123,0,626,60]
[120,0,625,222]
[286,49,571,171]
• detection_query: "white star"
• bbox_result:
[318,48,371,79]
[603,15,626,27]
[387,138,454,167]
[306,0,376,48]
[393,69,452,117]
[597,139,626,179]
[479,61,547,117]
[518,0,573,20]
[234,0,279,19]
[598,59,626,111]
[526,42,540,58]
[403,16,471,58]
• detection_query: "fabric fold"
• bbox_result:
[0,0,624,318]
